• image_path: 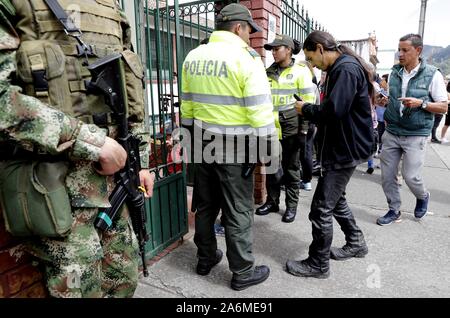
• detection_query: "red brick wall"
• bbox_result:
[253,165,267,205]
[0,210,47,298]
[241,0,282,64]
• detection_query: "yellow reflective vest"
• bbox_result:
[267,61,316,139]
[181,31,275,134]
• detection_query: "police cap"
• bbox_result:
[216,3,262,34]
[264,34,296,51]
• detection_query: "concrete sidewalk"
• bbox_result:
[135,140,450,298]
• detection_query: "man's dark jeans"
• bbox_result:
[299,126,315,183]
[307,167,366,271]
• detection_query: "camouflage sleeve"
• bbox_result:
[0,75,106,161]
[0,32,106,161]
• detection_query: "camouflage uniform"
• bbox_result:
[0,0,149,298]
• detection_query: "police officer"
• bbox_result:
[181,3,277,291]
[256,34,316,223]
[0,0,153,297]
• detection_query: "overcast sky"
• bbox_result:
[298,0,449,49]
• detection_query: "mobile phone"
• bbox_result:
[293,94,303,101]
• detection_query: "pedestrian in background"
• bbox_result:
[440,81,450,143]
[375,87,389,156]
[377,34,448,226]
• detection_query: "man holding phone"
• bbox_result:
[377,34,448,226]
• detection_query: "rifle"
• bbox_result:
[86,53,149,277]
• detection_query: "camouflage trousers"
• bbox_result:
[24,206,139,298]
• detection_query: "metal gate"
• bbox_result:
[135,0,187,260]
[281,0,325,44]
[133,0,239,260]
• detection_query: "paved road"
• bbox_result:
[135,139,450,298]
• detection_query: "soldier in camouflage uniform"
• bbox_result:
[0,0,153,298]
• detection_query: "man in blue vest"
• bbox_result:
[377,34,447,226]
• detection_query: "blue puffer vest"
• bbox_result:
[384,61,437,136]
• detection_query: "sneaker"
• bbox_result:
[377,210,402,226]
[230,266,270,291]
[285,259,330,279]
[300,181,312,191]
[330,244,368,261]
[366,167,374,175]
[441,138,449,144]
[414,192,430,219]
[196,249,223,276]
[214,223,225,236]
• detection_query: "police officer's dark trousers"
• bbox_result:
[193,163,255,277]
[266,134,300,208]
[307,167,366,271]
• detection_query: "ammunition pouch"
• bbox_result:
[121,50,145,122]
[0,160,73,238]
[16,40,74,115]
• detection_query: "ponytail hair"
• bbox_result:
[303,31,374,97]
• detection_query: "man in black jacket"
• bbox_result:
[288,31,374,279]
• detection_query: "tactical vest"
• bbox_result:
[13,0,145,126]
[384,62,437,136]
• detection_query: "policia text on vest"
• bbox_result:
[184,60,229,78]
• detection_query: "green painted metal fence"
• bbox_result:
[135,0,189,260]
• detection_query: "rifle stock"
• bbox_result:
[87,53,149,277]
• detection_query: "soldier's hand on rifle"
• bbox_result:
[96,136,127,176]
[139,169,155,198]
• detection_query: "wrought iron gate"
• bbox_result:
[135,0,187,260]
[281,0,325,44]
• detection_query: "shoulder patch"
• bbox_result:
[246,47,260,58]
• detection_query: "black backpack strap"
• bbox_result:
[44,0,79,33]
[44,0,96,61]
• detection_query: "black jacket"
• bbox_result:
[302,54,373,171]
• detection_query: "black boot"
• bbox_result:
[285,259,330,279]
[282,207,297,223]
[255,202,279,216]
[330,244,368,261]
[230,266,270,291]
[196,249,223,276]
